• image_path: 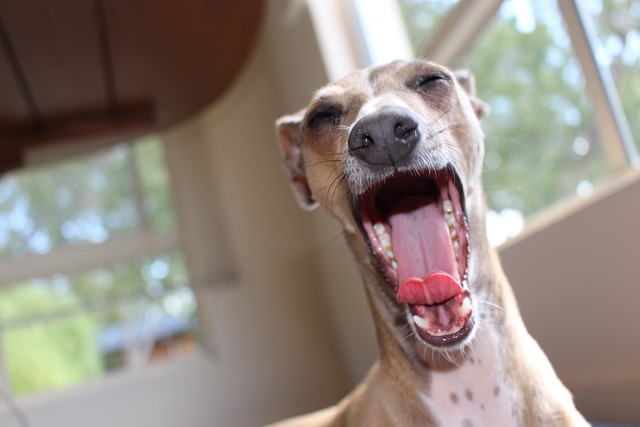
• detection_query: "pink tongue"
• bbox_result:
[389,196,462,305]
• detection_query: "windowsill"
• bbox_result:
[1,348,207,410]
[498,167,640,251]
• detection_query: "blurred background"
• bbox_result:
[0,0,638,425]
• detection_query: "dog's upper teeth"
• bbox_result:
[374,222,397,268]
[446,214,457,228]
[449,227,458,240]
[443,201,462,257]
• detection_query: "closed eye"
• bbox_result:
[413,72,449,90]
[305,105,342,129]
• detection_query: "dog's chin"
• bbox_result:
[352,166,476,349]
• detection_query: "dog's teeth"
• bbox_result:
[443,200,453,214]
[452,240,460,256]
[434,323,464,336]
[373,222,396,264]
[458,296,472,318]
[414,317,464,337]
[447,215,457,228]
[392,260,398,270]
[449,227,458,240]
[413,315,431,331]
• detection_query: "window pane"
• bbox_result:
[0,252,198,397]
[455,0,612,223]
[586,0,640,151]
[0,137,177,260]
[134,135,178,232]
[0,137,197,398]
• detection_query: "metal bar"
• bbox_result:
[558,0,639,172]
[417,0,504,66]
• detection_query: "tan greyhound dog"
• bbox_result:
[273,60,588,426]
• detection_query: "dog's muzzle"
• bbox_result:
[347,107,475,348]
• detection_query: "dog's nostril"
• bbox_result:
[394,122,417,139]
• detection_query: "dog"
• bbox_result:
[272,60,588,426]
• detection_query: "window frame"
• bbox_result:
[0,132,231,402]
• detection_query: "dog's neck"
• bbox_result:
[417,327,518,427]
[344,227,527,426]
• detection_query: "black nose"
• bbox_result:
[348,106,420,166]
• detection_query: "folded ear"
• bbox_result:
[454,70,490,120]
[275,112,318,211]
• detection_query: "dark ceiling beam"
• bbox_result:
[0,14,43,130]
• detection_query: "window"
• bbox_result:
[0,137,198,398]
[385,0,639,244]
[587,0,640,151]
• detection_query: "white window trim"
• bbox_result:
[0,230,180,287]
[304,0,412,81]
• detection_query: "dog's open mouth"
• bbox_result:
[356,168,474,347]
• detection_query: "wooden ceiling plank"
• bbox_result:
[0,0,107,123]
[104,0,263,127]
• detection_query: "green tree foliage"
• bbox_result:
[0,285,103,396]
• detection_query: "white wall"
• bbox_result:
[500,173,640,423]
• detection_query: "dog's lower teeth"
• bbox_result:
[413,315,464,336]
[413,315,431,331]
[443,199,453,214]
[458,296,472,318]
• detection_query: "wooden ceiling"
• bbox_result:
[0,0,264,174]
